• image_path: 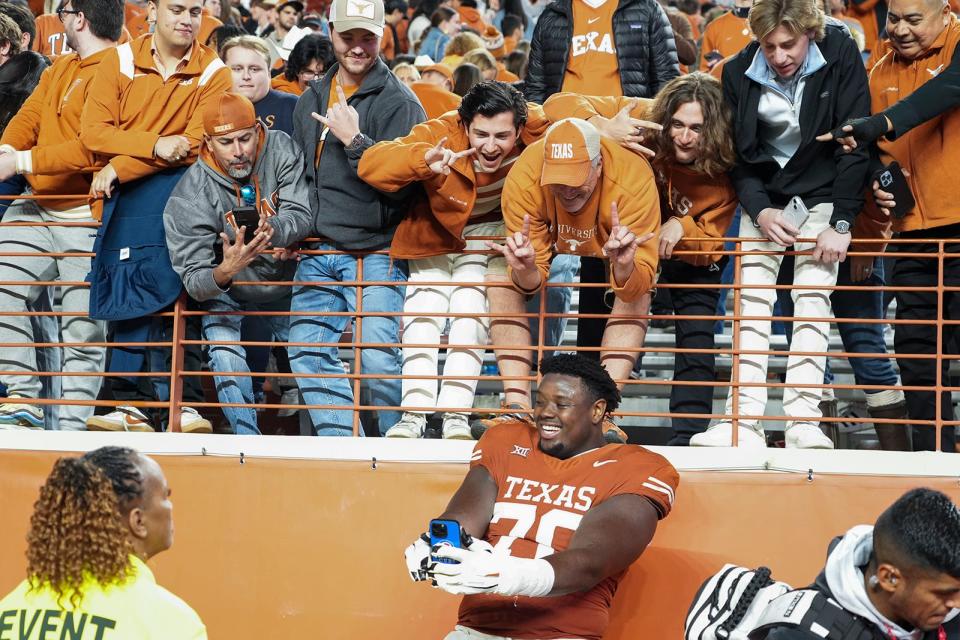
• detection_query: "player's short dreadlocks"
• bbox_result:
[539,353,620,414]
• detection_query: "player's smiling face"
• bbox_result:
[534,374,607,460]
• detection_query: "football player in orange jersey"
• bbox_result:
[404,353,679,640]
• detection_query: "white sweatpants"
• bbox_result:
[401,221,495,413]
[724,202,838,429]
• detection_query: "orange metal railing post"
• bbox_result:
[168,294,187,432]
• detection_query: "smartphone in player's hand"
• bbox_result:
[232,206,260,244]
[430,518,468,564]
[781,196,810,230]
[872,161,915,219]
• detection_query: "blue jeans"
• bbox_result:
[528,254,579,349]
[288,245,408,436]
[201,294,290,435]
[778,256,898,390]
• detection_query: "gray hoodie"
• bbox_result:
[767,525,960,640]
[164,129,313,303]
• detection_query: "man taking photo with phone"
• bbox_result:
[690,0,871,449]
[164,92,313,435]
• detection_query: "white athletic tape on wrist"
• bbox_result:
[494,557,555,597]
[15,150,32,175]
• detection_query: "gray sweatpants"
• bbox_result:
[0,200,106,430]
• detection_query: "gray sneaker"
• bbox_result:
[442,413,473,440]
[386,412,427,438]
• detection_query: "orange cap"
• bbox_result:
[540,118,601,187]
[422,63,453,82]
[203,92,258,137]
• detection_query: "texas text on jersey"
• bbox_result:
[458,421,679,640]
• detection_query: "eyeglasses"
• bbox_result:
[57,7,81,22]
[298,69,320,81]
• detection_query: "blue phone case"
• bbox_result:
[430,518,463,564]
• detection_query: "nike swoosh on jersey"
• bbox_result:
[587,16,600,23]
[592,459,617,467]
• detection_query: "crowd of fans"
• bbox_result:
[0,0,957,452]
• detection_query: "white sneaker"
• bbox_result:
[0,397,43,430]
[179,407,213,434]
[689,422,767,449]
[87,406,154,432]
[276,387,301,418]
[386,412,426,438]
[785,423,835,449]
[442,413,473,440]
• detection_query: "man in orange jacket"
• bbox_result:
[0,0,123,431]
[77,0,232,433]
[698,0,752,71]
[359,81,547,439]
[490,118,660,434]
[869,0,959,452]
[543,73,739,446]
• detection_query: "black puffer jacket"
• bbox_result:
[524,0,680,104]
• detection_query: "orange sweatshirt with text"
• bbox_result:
[502,137,661,302]
[33,14,132,58]
[543,92,736,266]
[79,34,232,185]
[0,49,114,210]
[868,18,960,233]
[359,104,550,258]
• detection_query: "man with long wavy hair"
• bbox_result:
[0,446,206,638]
[543,72,738,446]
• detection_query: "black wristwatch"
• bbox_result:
[832,220,851,234]
[344,132,366,151]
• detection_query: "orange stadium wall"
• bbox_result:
[1,443,959,639]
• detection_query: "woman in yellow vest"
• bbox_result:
[0,446,206,639]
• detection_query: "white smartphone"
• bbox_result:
[781,196,809,229]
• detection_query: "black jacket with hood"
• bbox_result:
[292,59,426,251]
[524,0,681,104]
[721,23,870,228]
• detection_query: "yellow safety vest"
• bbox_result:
[0,555,206,639]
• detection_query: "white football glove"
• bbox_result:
[428,545,555,597]
[404,533,431,582]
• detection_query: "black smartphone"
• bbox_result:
[705,50,723,63]
[872,161,915,219]
[232,206,259,244]
[430,518,466,564]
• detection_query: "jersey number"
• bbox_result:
[490,502,583,558]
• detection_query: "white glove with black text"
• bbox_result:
[428,545,555,597]
[404,533,432,582]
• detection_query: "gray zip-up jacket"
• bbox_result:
[164,129,313,303]
[292,59,426,251]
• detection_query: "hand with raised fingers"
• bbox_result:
[311,85,361,146]
[424,137,476,175]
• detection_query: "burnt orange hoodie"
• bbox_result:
[502,137,661,302]
[271,74,304,96]
[699,11,751,72]
[544,92,736,266]
[80,34,232,185]
[0,48,115,211]
[410,80,461,119]
[359,104,550,259]
[869,18,960,233]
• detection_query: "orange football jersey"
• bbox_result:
[458,421,679,640]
